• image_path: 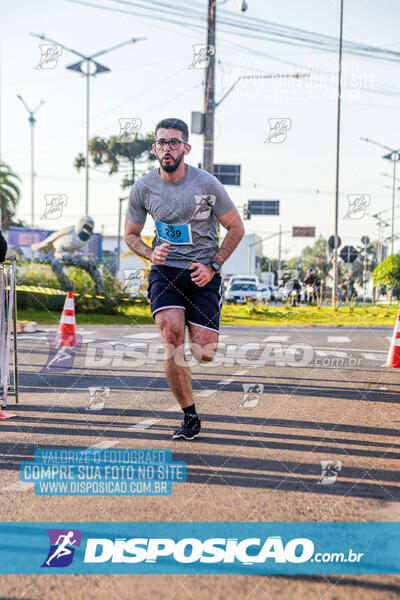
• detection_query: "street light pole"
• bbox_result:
[30,33,145,216]
[332,0,344,309]
[16,95,45,228]
[361,137,400,303]
[85,59,90,216]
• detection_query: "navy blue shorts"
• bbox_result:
[147,265,222,333]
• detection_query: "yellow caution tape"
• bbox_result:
[13,285,146,303]
[16,285,67,295]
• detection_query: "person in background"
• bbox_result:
[0,231,7,262]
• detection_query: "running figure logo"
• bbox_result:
[189,44,215,69]
[41,529,82,568]
[344,194,370,219]
[42,333,82,372]
[265,118,291,143]
[318,460,343,485]
[87,386,110,411]
[240,383,264,409]
[36,44,63,69]
[41,194,68,220]
[118,118,142,142]
[192,195,216,220]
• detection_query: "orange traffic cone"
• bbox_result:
[384,314,400,367]
[56,292,77,346]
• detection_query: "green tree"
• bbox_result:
[74,133,157,189]
[285,236,331,280]
[372,254,400,289]
[0,162,21,230]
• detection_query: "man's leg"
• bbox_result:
[154,307,193,408]
[187,323,218,363]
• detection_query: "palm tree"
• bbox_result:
[0,162,21,230]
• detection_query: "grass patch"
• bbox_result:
[17,302,400,327]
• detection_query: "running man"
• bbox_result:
[125,118,244,440]
[45,531,77,566]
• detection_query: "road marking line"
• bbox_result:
[14,334,47,340]
[327,336,350,342]
[197,390,215,397]
[233,370,248,376]
[130,419,159,430]
[76,330,96,335]
[314,346,386,354]
[263,335,289,342]
[362,353,385,361]
[4,481,33,492]
[91,440,119,449]
[315,350,348,358]
[124,332,160,339]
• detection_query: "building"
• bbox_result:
[220,233,263,277]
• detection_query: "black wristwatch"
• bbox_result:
[210,260,221,272]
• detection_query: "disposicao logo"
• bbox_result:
[83,536,314,565]
[41,529,82,568]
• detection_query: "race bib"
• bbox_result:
[155,221,192,245]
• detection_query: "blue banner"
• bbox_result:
[0,523,398,574]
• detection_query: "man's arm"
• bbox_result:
[189,207,244,287]
[213,207,245,266]
[124,220,170,265]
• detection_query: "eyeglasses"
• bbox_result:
[154,138,185,150]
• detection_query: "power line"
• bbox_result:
[69,0,400,65]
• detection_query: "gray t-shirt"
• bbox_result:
[126,164,235,269]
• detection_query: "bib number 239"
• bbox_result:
[155,221,192,245]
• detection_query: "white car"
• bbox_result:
[226,274,260,288]
[224,282,259,304]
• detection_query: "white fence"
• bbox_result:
[0,259,18,406]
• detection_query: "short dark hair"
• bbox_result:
[155,118,189,142]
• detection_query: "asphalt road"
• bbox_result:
[1,324,399,599]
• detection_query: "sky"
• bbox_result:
[1,0,399,261]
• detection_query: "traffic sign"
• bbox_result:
[213,164,241,185]
[247,200,280,216]
[328,235,341,249]
[361,235,370,245]
[340,245,358,263]
[292,226,315,237]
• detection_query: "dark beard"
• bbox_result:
[158,151,184,173]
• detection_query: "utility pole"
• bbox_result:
[203,0,216,174]
[332,0,344,308]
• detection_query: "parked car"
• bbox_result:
[224,282,259,304]
[256,285,275,303]
[226,274,260,288]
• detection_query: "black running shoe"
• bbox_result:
[172,414,201,440]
